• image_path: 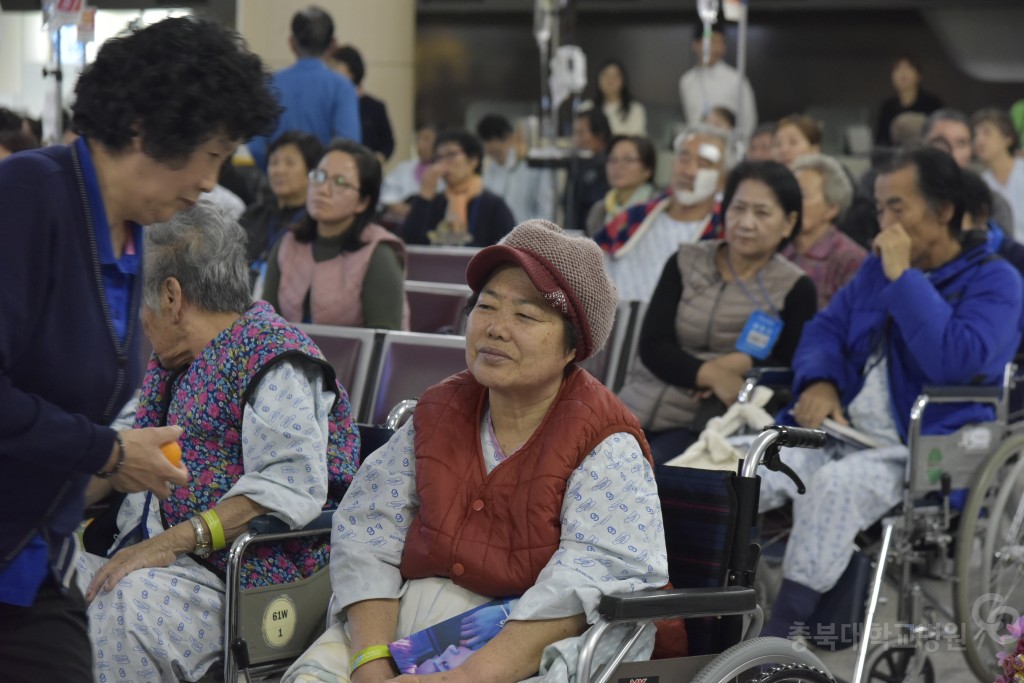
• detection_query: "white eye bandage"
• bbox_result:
[697,143,723,165]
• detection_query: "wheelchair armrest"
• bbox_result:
[597,585,757,621]
[921,385,1003,402]
[247,508,336,536]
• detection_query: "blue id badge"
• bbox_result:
[735,310,783,360]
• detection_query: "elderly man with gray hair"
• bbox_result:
[924,108,1015,233]
[75,201,360,683]
[595,123,729,302]
[783,154,867,309]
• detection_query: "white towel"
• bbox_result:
[663,386,775,470]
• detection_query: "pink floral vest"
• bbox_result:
[135,302,360,588]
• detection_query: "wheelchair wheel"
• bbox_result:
[750,665,835,682]
[953,432,1024,681]
[689,636,834,683]
[863,642,934,683]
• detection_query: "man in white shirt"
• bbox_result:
[679,21,758,140]
[477,114,555,224]
[596,124,729,302]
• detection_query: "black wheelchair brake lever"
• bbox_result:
[761,443,807,495]
[777,460,806,495]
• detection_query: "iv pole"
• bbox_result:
[42,21,64,146]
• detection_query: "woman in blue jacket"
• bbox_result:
[758,148,1024,641]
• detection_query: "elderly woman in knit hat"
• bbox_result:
[285,220,669,683]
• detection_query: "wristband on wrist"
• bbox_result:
[96,433,126,479]
[350,644,393,676]
[198,509,226,551]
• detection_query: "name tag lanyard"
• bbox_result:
[724,254,784,360]
[724,253,781,318]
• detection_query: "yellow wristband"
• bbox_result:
[350,644,393,676]
[198,509,226,551]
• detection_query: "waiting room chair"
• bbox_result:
[365,331,468,426]
[296,324,381,425]
[405,245,480,285]
[404,279,472,334]
[578,299,639,392]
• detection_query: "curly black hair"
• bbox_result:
[72,16,280,162]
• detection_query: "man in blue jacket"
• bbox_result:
[0,17,279,682]
[758,147,1024,641]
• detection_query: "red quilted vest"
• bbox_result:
[399,366,652,597]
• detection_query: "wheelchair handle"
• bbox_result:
[771,424,828,450]
[740,425,827,495]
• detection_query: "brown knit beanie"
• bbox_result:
[466,219,618,361]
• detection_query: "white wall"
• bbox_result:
[236,0,416,169]
[0,8,189,125]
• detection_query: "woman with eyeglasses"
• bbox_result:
[400,129,516,247]
[584,134,657,236]
[263,139,409,330]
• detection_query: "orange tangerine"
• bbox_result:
[160,441,182,466]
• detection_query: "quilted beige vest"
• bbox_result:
[619,240,804,432]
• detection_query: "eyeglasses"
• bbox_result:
[607,156,641,166]
[308,169,361,194]
[434,150,465,163]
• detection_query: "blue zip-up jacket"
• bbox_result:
[0,144,141,574]
[790,232,1023,441]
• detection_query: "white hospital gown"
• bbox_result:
[284,412,668,683]
[75,359,335,683]
[757,355,907,593]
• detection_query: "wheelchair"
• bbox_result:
[218,422,398,683]
[736,365,1024,683]
[577,424,838,683]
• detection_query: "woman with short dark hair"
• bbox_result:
[584,135,657,236]
[400,129,516,247]
[240,130,324,290]
[0,17,279,680]
[618,161,818,463]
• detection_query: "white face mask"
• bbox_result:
[674,168,720,206]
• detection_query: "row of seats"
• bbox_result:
[297,298,648,427]
[404,246,476,334]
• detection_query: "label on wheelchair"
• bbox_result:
[263,595,297,647]
[915,424,998,492]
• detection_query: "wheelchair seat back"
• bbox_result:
[656,464,738,656]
